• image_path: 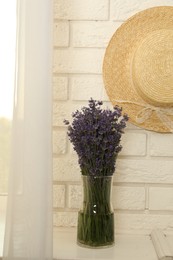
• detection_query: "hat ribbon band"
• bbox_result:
[114,100,173,132]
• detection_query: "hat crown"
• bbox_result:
[132,29,173,107]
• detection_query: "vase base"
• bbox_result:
[77,240,115,249]
[77,211,114,249]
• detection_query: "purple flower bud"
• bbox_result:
[64,98,128,176]
[63,119,69,125]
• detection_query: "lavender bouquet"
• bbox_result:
[64,99,128,247]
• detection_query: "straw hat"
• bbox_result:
[103,6,173,133]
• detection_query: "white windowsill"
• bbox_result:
[53,227,158,260]
[0,219,158,260]
[1,212,173,260]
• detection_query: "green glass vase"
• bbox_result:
[77,175,114,248]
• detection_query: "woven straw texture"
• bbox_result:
[103,6,173,133]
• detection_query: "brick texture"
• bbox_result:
[115,213,173,233]
[149,133,173,156]
[53,77,68,101]
[149,187,173,211]
[54,211,78,227]
[115,159,173,184]
[113,186,145,210]
[54,22,69,47]
[120,132,147,156]
[68,185,82,209]
[53,156,81,182]
[53,185,66,208]
[53,49,105,74]
[53,102,83,127]
[71,76,108,101]
[53,130,67,154]
[71,21,121,48]
[54,0,109,20]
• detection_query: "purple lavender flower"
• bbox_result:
[64,98,128,176]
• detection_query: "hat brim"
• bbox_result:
[103,6,173,133]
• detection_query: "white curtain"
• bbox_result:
[3,0,53,259]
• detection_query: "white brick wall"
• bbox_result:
[149,187,173,210]
[53,76,68,100]
[53,49,105,74]
[115,159,173,183]
[113,186,145,210]
[149,133,173,156]
[70,76,108,101]
[115,213,173,233]
[53,0,173,234]
[53,130,67,154]
[68,185,82,209]
[120,132,147,156]
[53,22,69,47]
[53,185,66,208]
[71,21,121,48]
[54,0,109,20]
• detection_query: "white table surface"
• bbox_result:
[53,228,158,260]
[0,225,158,260]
